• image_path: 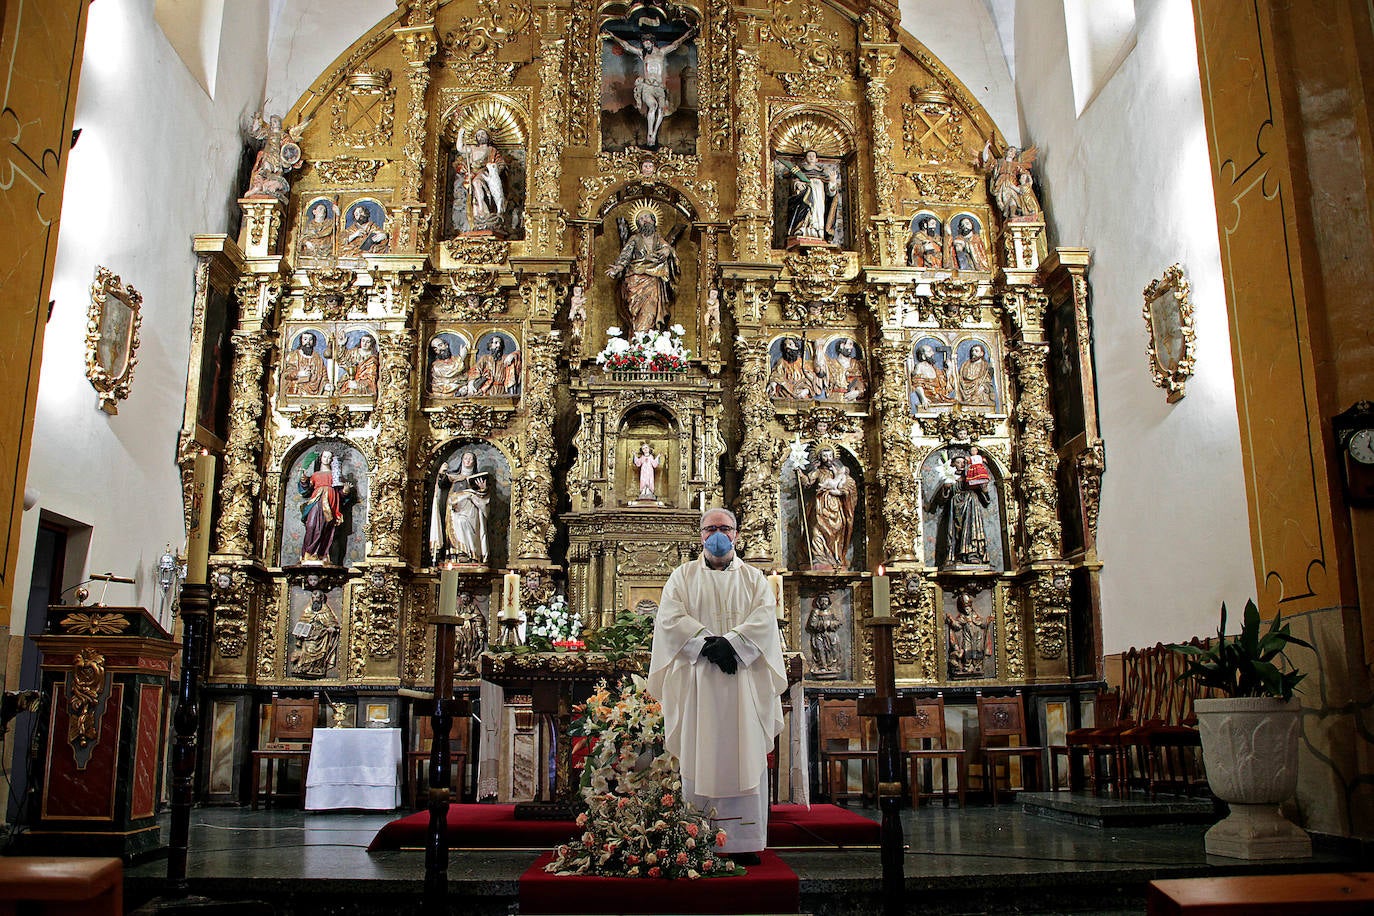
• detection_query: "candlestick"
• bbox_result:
[872,566,890,616]
[768,573,785,619]
[185,450,215,585]
[501,571,521,621]
[438,567,460,617]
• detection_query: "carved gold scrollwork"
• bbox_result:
[732,46,766,258]
[1008,342,1061,563]
[916,277,983,328]
[59,613,131,636]
[995,286,1048,334]
[706,0,734,151]
[901,86,966,167]
[514,332,559,560]
[303,267,365,320]
[1003,584,1025,680]
[444,236,511,265]
[778,406,859,440]
[766,0,847,98]
[217,331,272,558]
[429,403,515,437]
[397,27,438,204]
[212,566,251,658]
[891,573,935,679]
[905,170,978,201]
[876,341,919,562]
[734,336,781,561]
[313,156,386,184]
[859,44,898,217]
[916,410,998,442]
[618,541,679,576]
[441,0,529,89]
[783,249,850,302]
[1031,568,1071,661]
[67,648,106,749]
[403,579,434,683]
[85,266,144,414]
[331,68,396,149]
[352,569,401,679]
[370,330,415,558]
[291,403,372,437]
[1142,263,1196,403]
[1077,439,1105,546]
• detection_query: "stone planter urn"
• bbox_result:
[1194,697,1311,859]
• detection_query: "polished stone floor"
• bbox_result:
[123,797,1357,915]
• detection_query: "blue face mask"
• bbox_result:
[704,531,734,558]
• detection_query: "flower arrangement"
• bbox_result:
[523,594,583,651]
[546,676,740,880]
[595,326,692,373]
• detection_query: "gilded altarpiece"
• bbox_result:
[177,0,1105,801]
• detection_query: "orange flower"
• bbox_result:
[648,866,661,878]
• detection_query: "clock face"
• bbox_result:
[1350,428,1374,465]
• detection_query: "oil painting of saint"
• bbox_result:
[428,441,512,567]
[767,336,826,401]
[427,332,471,398]
[906,213,944,268]
[600,18,700,154]
[337,329,379,397]
[956,339,998,410]
[773,150,845,249]
[819,336,867,402]
[297,198,337,264]
[340,200,390,263]
[909,338,955,413]
[949,215,990,272]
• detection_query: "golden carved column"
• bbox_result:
[730,45,770,260]
[515,331,560,562]
[1007,341,1060,564]
[858,42,902,266]
[733,334,778,563]
[874,338,919,563]
[527,29,569,256]
[214,329,273,559]
[394,22,438,252]
[370,329,415,559]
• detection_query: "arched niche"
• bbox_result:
[919,444,1006,572]
[780,441,865,572]
[278,437,370,568]
[426,439,514,567]
[768,105,858,251]
[439,94,529,240]
[615,405,678,507]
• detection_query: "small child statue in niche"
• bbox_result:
[633,442,660,501]
[569,285,587,347]
[964,445,991,487]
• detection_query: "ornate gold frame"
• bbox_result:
[1142,263,1195,403]
[85,266,143,414]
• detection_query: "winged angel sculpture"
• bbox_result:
[244,110,311,203]
[979,140,1040,221]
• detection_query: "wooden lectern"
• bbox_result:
[25,606,175,859]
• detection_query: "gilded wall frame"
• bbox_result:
[1142,263,1195,404]
[85,266,143,414]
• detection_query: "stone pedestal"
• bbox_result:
[26,606,175,860]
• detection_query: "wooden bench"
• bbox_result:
[1148,873,1374,914]
[0,857,122,916]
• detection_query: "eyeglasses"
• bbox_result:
[700,525,736,534]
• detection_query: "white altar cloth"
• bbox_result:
[305,727,402,811]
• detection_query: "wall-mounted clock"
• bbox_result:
[1334,401,1374,507]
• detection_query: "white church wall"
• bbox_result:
[264,0,397,114]
[10,0,271,632]
[1013,0,1256,653]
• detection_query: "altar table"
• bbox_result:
[304,728,402,811]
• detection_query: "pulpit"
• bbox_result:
[26,606,175,859]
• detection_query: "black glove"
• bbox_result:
[700,636,739,675]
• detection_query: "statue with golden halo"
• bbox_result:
[606,202,681,333]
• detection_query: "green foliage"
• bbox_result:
[584,609,655,659]
[1169,600,1313,701]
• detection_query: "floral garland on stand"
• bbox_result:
[595,326,692,373]
[546,676,741,879]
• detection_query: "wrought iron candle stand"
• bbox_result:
[167,581,210,889]
[860,613,914,916]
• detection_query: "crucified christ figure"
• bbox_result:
[602,26,699,148]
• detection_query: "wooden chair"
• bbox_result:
[1050,689,1128,793]
[1116,642,1209,796]
[900,694,966,807]
[976,692,1046,804]
[817,698,876,805]
[250,696,318,809]
[407,712,470,808]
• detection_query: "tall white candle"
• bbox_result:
[185,450,216,585]
[439,567,459,617]
[872,566,890,616]
[768,573,785,619]
[501,571,521,620]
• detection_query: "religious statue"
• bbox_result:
[283,331,329,397]
[768,337,826,400]
[820,337,868,402]
[946,592,991,677]
[980,140,1041,220]
[339,333,378,396]
[291,589,341,678]
[775,151,841,244]
[926,451,992,568]
[600,26,699,148]
[428,335,468,397]
[798,447,858,571]
[464,334,522,396]
[950,217,990,271]
[910,343,955,408]
[958,342,996,408]
[435,452,491,565]
[906,215,944,268]
[806,591,842,678]
[705,288,721,348]
[453,128,509,234]
[341,204,390,257]
[632,442,660,500]
[607,207,680,333]
[297,199,337,262]
[244,111,308,203]
[568,285,588,347]
[297,449,358,565]
[453,592,488,678]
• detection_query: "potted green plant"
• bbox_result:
[1171,600,1313,859]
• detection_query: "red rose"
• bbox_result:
[648,867,661,878]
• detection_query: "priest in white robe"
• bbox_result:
[649,508,788,864]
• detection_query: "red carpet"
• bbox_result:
[367,803,878,851]
[519,850,800,915]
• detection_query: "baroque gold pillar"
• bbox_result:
[515,331,560,561]
[370,328,415,559]
[527,27,569,256]
[395,22,437,252]
[214,329,272,559]
[874,338,918,563]
[730,45,770,260]
[1006,341,1060,564]
[859,41,903,266]
[733,334,778,563]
